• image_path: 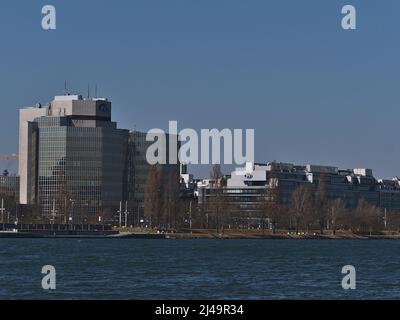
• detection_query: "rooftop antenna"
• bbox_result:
[95,84,98,98]
[64,80,68,95]
[87,84,91,99]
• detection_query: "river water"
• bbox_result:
[0,239,399,299]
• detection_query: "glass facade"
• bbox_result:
[127,132,150,206]
[127,131,180,210]
[36,116,128,218]
[0,175,19,198]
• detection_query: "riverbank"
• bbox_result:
[2,227,400,239]
[167,232,400,240]
[116,228,400,240]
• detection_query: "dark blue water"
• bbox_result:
[0,239,399,300]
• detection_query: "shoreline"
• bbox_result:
[166,233,400,240]
[2,229,400,240]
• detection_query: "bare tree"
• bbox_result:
[386,210,400,232]
[290,184,313,234]
[269,163,282,234]
[365,204,384,235]
[314,175,328,234]
[261,174,282,234]
[328,198,346,235]
[0,192,17,224]
[163,171,180,230]
[144,165,163,228]
[208,164,228,234]
[346,199,383,234]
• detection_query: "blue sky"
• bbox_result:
[1,0,400,178]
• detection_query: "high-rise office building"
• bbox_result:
[126,131,180,216]
[19,95,128,218]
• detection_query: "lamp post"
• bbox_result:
[0,198,4,230]
[189,201,192,234]
[118,201,122,228]
[124,201,129,228]
[69,199,75,231]
[51,199,56,232]
[137,205,140,228]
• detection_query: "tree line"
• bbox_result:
[143,165,190,230]
[161,165,399,235]
[3,163,400,235]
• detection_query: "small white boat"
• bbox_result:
[0,229,18,234]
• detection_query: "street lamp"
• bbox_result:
[69,199,75,231]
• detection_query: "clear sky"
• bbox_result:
[0,0,399,179]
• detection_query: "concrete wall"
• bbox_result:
[19,107,48,204]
